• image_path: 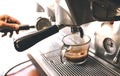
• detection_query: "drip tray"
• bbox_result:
[41,50,120,76]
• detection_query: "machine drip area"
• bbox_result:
[28,45,120,76]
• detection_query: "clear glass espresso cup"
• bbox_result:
[60,33,91,65]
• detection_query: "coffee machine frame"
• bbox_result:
[26,0,120,75]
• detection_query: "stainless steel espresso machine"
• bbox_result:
[14,0,120,76]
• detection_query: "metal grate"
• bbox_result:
[42,50,120,76]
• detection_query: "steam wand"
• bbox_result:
[14,24,65,52]
[113,46,120,64]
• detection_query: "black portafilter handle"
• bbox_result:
[14,24,65,52]
[18,25,35,30]
[0,25,35,32]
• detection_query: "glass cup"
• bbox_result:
[60,33,91,65]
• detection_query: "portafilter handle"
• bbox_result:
[14,24,65,52]
[0,25,35,32]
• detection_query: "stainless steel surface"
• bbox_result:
[36,17,51,31]
[65,0,94,25]
[28,48,120,76]
[27,26,120,76]
[95,21,120,69]
[54,0,76,25]
[27,0,120,76]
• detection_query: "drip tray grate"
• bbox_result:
[42,50,120,76]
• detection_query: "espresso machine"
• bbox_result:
[14,0,120,76]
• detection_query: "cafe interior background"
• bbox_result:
[0,0,120,75]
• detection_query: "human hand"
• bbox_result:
[0,15,21,37]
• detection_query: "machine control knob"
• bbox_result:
[103,37,116,55]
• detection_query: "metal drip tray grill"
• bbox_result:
[41,50,120,76]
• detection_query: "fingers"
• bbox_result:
[9,31,13,37]
[0,15,20,30]
[0,23,19,37]
[0,21,20,37]
[1,32,7,37]
[2,23,19,30]
[0,14,21,24]
[16,30,19,34]
[1,31,19,37]
[7,16,21,24]
[0,15,20,37]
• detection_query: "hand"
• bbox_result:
[0,15,21,37]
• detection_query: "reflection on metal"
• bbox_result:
[28,48,120,76]
[36,2,45,12]
[55,4,74,25]
[95,21,120,69]
[47,7,55,22]
[36,17,51,31]
[113,46,120,64]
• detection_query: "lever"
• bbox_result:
[113,46,120,64]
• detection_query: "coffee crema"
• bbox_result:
[65,49,88,63]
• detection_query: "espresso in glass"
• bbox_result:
[60,33,91,65]
[65,48,88,63]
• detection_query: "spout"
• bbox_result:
[71,26,84,38]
